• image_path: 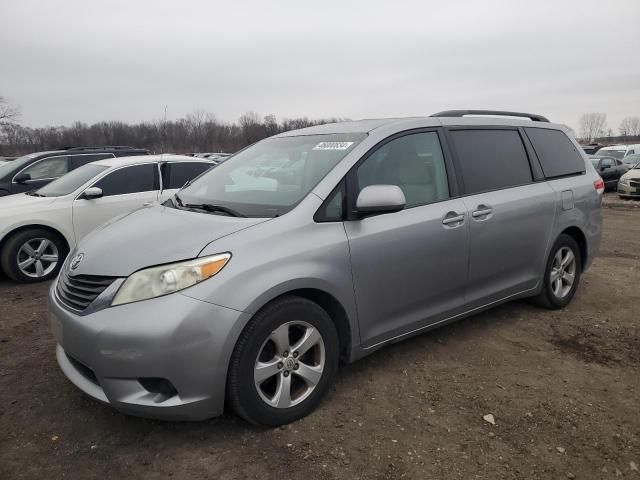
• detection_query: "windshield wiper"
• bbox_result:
[175,195,245,217]
[25,191,46,197]
[184,203,246,217]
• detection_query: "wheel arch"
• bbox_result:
[246,287,354,364]
[0,224,72,257]
[560,226,588,269]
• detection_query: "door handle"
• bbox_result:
[143,201,154,207]
[472,207,493,218]
[442,212,465,226]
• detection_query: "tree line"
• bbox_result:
[579,112,640,143]
[3,96,640,154]
[0,103,343,156]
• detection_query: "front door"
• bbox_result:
[72,163,160,242]
[344,130,469,347]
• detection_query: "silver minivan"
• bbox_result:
[49,110,603,426]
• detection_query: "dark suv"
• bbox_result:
[0,146,149,196]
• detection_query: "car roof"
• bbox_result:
[275,115,566,137]
[600,144,640,149]
[92,154,212,168]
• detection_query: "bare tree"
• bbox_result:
[0,96,20,123]
[579,113,607,142]
[620,116,640,137]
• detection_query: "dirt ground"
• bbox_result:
[1,202,639,479]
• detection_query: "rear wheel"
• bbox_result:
[531,234,582,309]
[0,229,67,283]
[227,296,339,426]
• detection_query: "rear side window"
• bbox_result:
[163,162,212,189]
[449,129,532,194]
[525,128,585,178]
[93,163,159,197]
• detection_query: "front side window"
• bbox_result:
[19,156,69,181]
[93,163,158,197]
[177,133,366,217]
[356,131,449,208]
[600,158,614,168]
[450,129,532,194]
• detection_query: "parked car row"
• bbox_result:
[589,155,630,190]
[0,146,148,197]
[43,110,602,426]
[0,154,214,282]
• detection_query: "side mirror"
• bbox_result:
[79,187,103,200]
[356,185,406,216]
[14,172,31,184]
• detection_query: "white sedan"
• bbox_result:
[0,154,214,283]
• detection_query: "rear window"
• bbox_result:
[449,129,532,194]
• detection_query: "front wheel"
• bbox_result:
[531,234,582,310]
[0,229,67,283]
[227,296,339,426]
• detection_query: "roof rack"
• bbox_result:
[430,110,550,123]
[63,146,141,151]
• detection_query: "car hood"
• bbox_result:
[622,169,640,180]
[72,205,271,277]
[0,192,57,213]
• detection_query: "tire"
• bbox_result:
[0,228,67,283]
[531,234,582,310]
[227,295,339,427]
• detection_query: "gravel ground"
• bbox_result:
[0,206,638,479]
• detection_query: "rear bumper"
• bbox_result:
[49,281,251,421]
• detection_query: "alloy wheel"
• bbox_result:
[550,246,576,298]
[254,321,325,409]
[17,238,59,279]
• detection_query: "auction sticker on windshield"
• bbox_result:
[313,142,354,151]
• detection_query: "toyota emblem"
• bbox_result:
[70,253,84,270]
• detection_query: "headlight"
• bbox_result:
[619,177,629,185]
[111,253,231,306]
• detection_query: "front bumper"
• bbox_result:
[49,281,251,421]
[617,182,640,197]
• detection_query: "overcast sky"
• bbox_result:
[1,0,639,132]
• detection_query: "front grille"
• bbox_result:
[56,272,116,312]
[630,180,640,188]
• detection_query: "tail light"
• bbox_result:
[593,178,604,194]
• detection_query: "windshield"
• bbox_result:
[36,164,109,197]
[596,149,626,159]
[175,133,366,217]
[623,154,640,166]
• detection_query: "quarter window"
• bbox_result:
[93,164,158,197]
[449,129,532,194]
[524,128,585,178]
[356,132,450,208]
[20,156,69,181]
